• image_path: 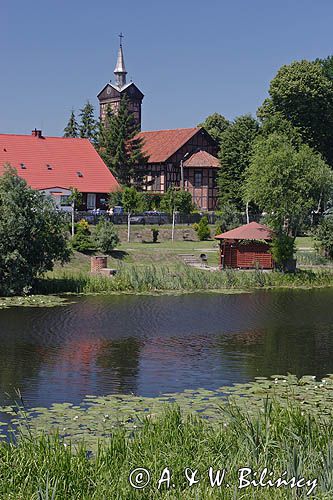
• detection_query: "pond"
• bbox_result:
[0,289,333,412]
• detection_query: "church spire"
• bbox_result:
[114,33,127,88]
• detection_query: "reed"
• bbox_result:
[0,401,331,498]
[35,264,333,295]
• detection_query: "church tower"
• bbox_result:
[97,34,144,130]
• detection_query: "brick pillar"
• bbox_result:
[91,256,107,273]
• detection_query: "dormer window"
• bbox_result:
[47,164,52,170]
[77,171,83,177]
[20,163,26,169]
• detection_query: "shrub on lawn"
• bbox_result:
[151,227,159,243]
[71,219,96,253]
[94,219,119,254]
[193,216,211,241]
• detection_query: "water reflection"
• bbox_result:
[0,289,332,410]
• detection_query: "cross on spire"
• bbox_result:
[114,33,127,87]
[118,32,124,47]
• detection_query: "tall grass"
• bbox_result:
[0,401,331,498]
[297,250,332,266]
[35,264,333,295]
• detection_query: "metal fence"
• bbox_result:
[74,211,226,226]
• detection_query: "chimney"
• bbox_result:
[32,128,43,138]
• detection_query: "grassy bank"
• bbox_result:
[35,264,333,295]
[2,377,333,498]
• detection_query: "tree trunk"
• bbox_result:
[171,210,175,242]
[71,202,75,237]
[127,212,131,242]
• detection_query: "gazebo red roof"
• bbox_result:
[0,132,119,193]
[215,222,273,241]
[183,150,220,168]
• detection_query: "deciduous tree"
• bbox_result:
[0,166,70,296]
[160,188,193,241]
[257,60,333,165]
[160,188,193,215]
[198,113,230,144]
[244,133,333,238]
[122,187,139,242]
[217,115,259,209]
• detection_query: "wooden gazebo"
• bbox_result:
[215,222,274,270]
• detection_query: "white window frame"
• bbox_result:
[87,193,96,210]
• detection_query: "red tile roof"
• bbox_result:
[215,222,273,241]
[183,150,220,168]
[0,133,119,193]
[137,127,200,163]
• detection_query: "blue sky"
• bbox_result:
[1,0,333,136]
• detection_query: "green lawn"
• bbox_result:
[295,236,315,249]
[53,235,318,277]
[54,238,220,274]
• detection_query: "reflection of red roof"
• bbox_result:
[0,133,119,193]
[183,150,220,168]
[215,222,273,241]
[137,127,200,163]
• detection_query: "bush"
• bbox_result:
[270,234,296,271]
[75,219,90,235]
[151,228,159,243]
[71,219,96,253]
[94,219,119,254]
[71,232,96,253]
[193,216,211,241]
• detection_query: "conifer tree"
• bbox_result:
[98,96,148,187]
[63,110,79,138]
[79,101,97,141]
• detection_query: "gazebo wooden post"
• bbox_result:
[223,241,226,269]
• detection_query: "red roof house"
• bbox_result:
[136,127,220,210]
[0,130,119,210]
[215,222,274,270]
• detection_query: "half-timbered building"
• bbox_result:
[137,127,220,210]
